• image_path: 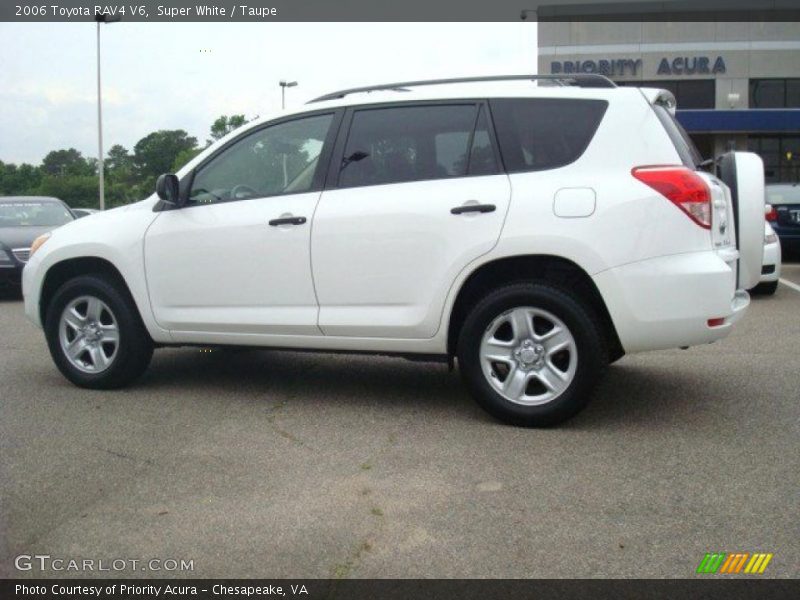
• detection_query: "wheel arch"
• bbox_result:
[446,254,624,362]
[39,256,148,337]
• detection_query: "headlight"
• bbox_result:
[29,232,52,258]
[765,232,778,244]
[0,249,12,264]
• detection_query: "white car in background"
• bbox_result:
[751,220,781,296]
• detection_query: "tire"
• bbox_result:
[751,280,778,296]
[457,282,608,427]
[44,274,153,389]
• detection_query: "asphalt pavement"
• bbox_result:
[1,264,798,579]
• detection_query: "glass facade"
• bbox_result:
[748,135,800,183]
[750,79,800,109]
[616,79,716,109]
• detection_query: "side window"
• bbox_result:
[490,98,608,173]
[189,113,334,205]
[338,104,496,188]
[468,106,498,176]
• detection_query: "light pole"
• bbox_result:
[279,80,298,110]
[95,14,120,210]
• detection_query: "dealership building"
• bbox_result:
[538,22,800,182]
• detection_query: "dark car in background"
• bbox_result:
[766,183,800,256]
[0,196,75,294]
[72,208,100,219]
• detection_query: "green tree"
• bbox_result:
[0,161,42,195]
[41,148,94,177]
[208,114,248,145]
[36,175,98,208]
[106,144,133,176]
[133,130,198,190]
[171,147,203,172]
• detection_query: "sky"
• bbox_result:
[0,22,538,165]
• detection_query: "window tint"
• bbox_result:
[489,99,607,173]
[338,104,494,188]
[468,106,498,176]
[653,104,704,167]
[189,114,333,205]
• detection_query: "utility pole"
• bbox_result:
[279,80,298,109]
[95,14,121,210]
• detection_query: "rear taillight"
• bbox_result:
[765,204,778,222]
[632,165,712,229]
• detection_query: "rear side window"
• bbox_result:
[489,98,608,172]
[652,104,704,167]
[338,104,497,188]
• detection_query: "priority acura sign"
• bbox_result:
[550,56,726,77]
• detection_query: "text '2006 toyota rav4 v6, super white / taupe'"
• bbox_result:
[22,75,765,426]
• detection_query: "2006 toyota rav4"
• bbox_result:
[23,75,765,426]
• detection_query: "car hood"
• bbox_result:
[0,225,58,249]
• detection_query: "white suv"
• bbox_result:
[22,75,765,426]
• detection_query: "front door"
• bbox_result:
[144,112,336,335]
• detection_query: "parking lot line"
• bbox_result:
[779,278,800,293]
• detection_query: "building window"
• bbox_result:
[616,79,715,109]
[748,135,800,183]
[749,79,800,108]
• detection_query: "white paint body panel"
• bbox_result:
[553,187,596,218]
[312,175,511,338]
[144,193,321,335]
[760,222,781,283]
[21,82,760,359]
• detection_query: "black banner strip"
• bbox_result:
[3,0,800,22]
[2,579,800,600]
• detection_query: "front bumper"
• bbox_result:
[0,265,23,289]
[760,240,782,283]
[593,250,749,354]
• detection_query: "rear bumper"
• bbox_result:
[593,250,749,354]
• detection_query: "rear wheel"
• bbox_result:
[44,275,153,389]
[457,283,607,427]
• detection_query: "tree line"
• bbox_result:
[0,115,249,209]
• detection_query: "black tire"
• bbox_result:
[750,280,778,296]
[457,282,608,427]
[44,274,153,389]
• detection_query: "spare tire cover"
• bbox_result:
[718,152,765,290]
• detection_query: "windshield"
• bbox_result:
[0,201,73,227]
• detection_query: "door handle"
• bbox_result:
[269,216,307,226]
[451,204,496,215]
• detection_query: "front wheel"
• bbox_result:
[44,275,153,389]
[457,283,608,427]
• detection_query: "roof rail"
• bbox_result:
[308,74,616,103]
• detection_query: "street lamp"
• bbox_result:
[95,14,121,211]
[279,80,298,110]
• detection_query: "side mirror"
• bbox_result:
[155,174,181,205]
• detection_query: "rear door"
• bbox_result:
[311,102,510,339]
